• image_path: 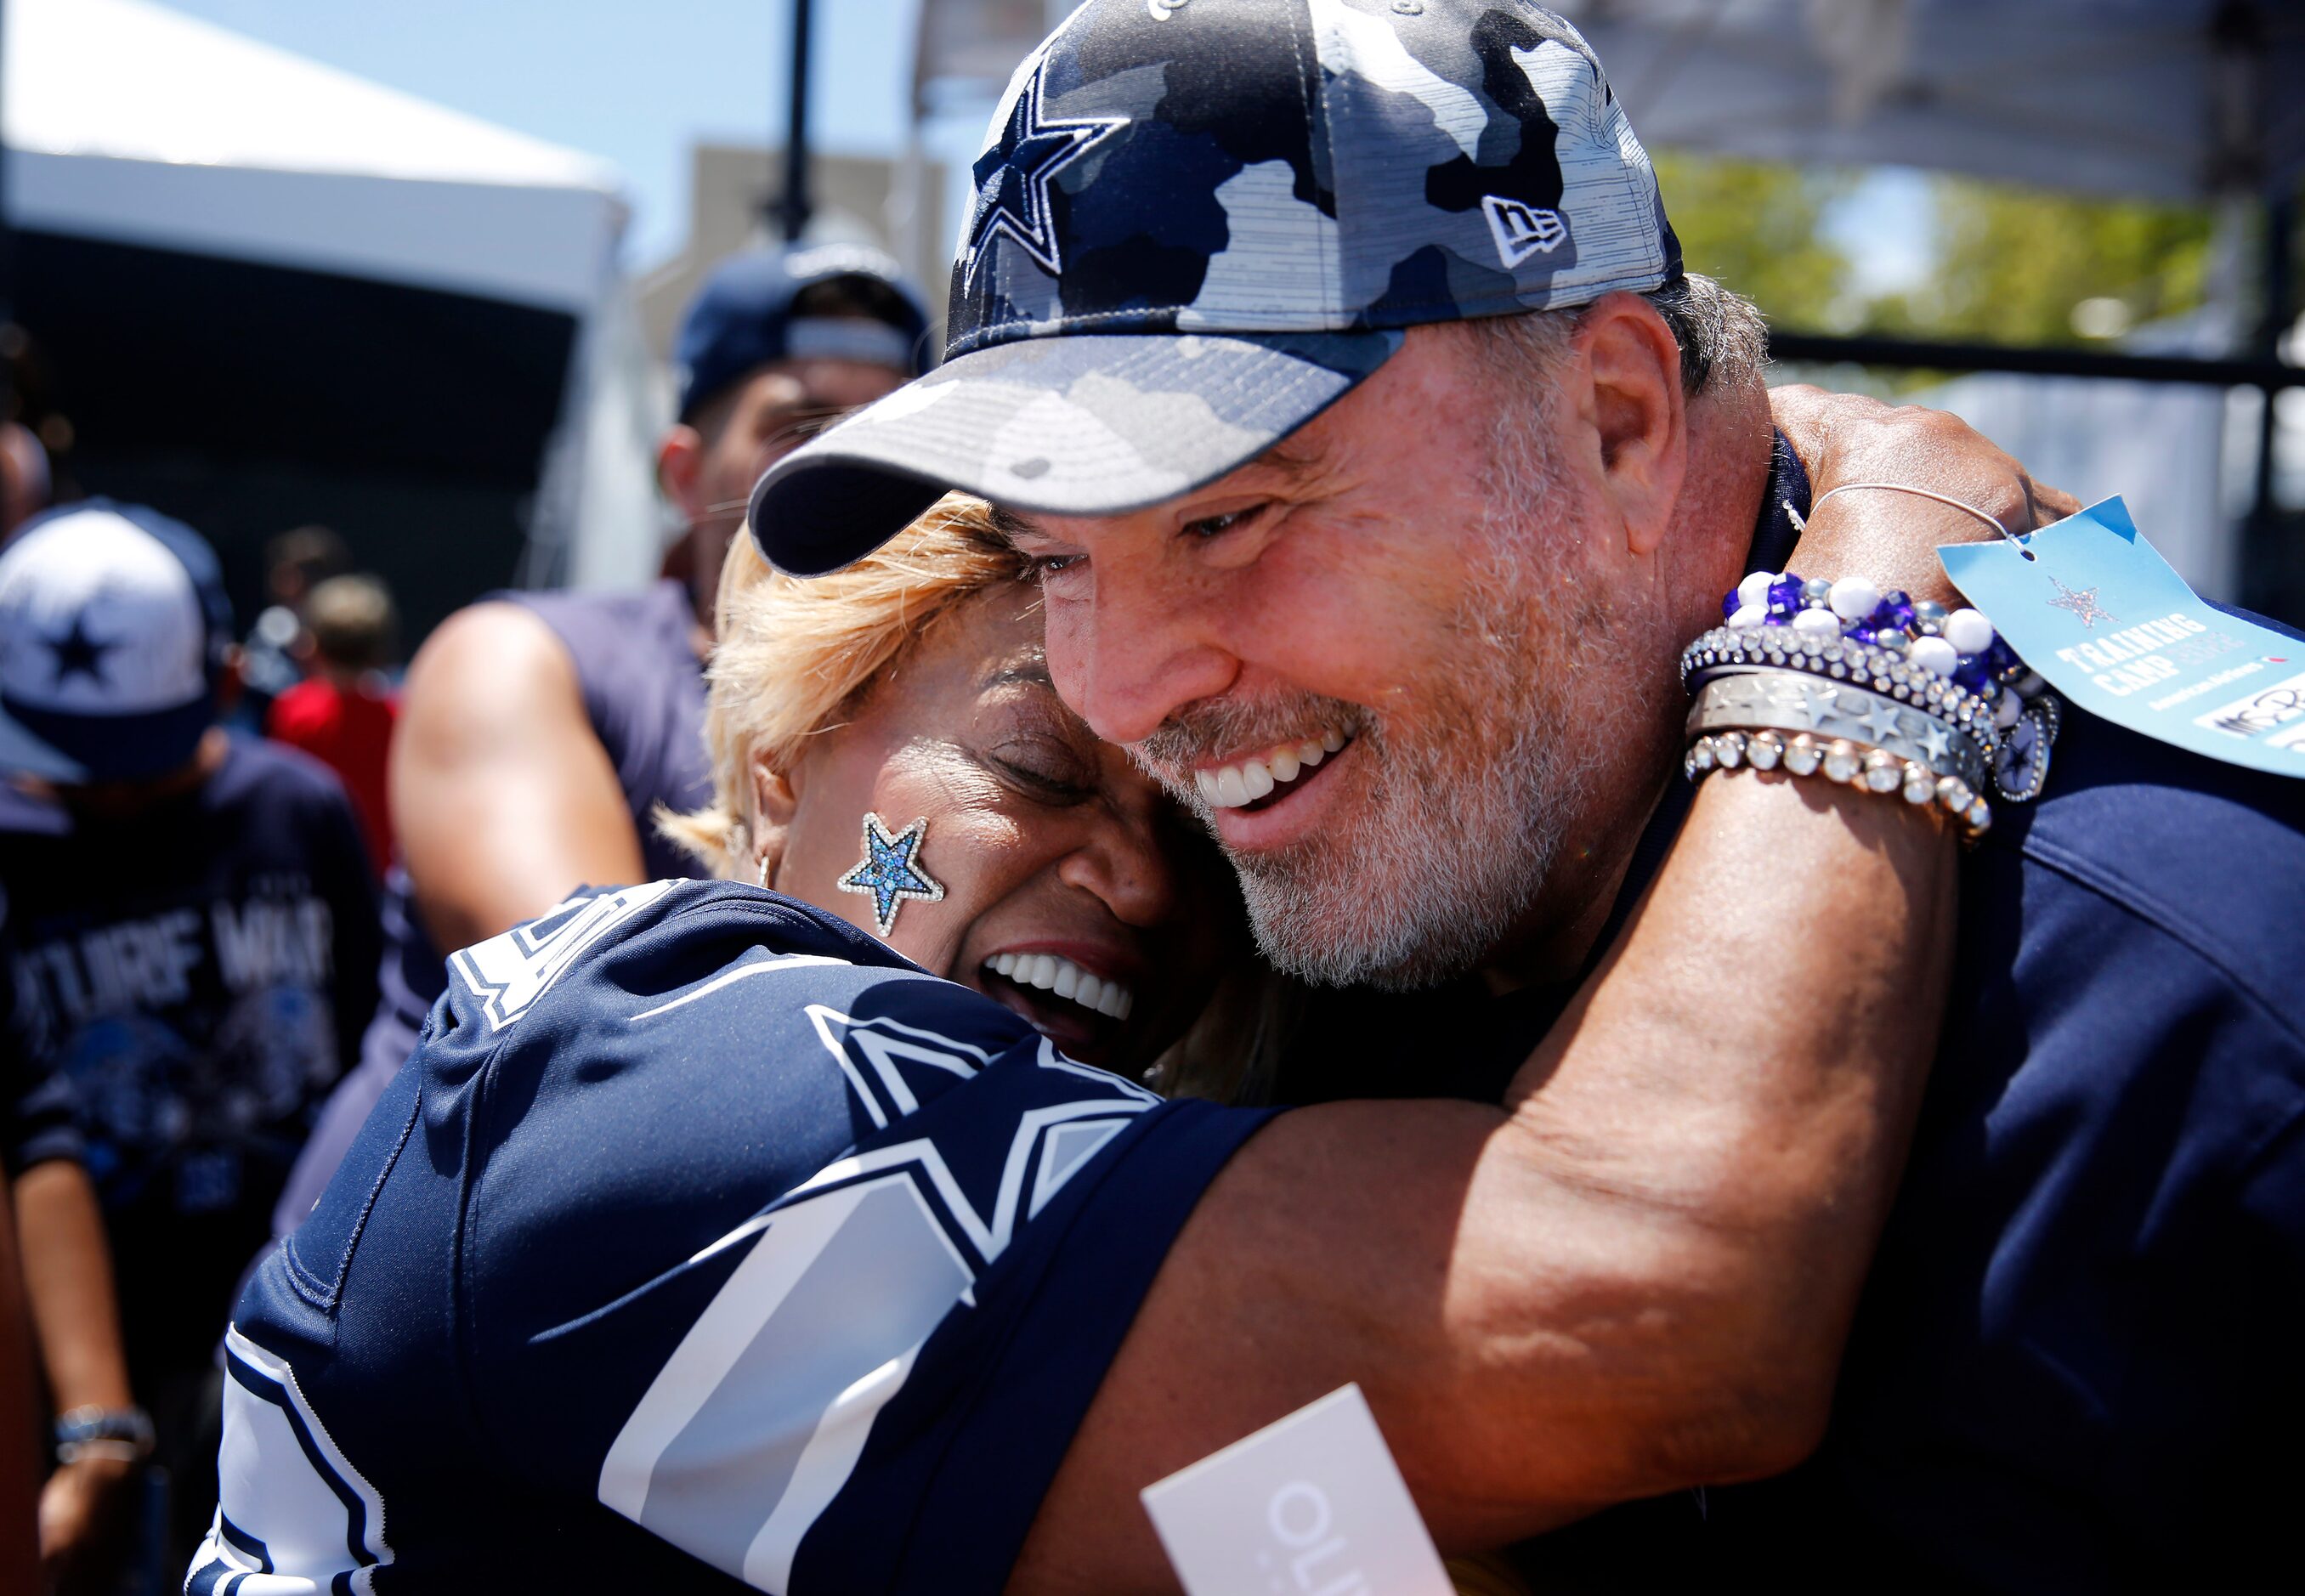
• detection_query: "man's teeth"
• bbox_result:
[1196,727,1348,811]
[985,952,1133,1019]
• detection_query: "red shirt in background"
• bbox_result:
[267,676,398,879]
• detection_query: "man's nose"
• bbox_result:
[1047,566,1238,745]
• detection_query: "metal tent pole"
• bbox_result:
[773,0,816,243]
[2242,190,2296,614]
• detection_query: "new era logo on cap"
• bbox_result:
[749,0,1682,579]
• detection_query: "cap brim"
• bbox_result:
[0,705,91,784]
[747,329,1404,577]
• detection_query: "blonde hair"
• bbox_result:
[659,493,1029,879]
[660,495,1293,1106]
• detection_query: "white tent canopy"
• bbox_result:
[2,0,668,596]
[3,0,624,314]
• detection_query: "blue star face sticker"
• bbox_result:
[45,612,116,689]
[836,812,947,938]
[960,53,1124,290]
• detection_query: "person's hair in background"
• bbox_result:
[262,525,348,612]
[266,574,400,880]
[661,495,1293,1105]
[302,574,397,682]
[0,422,51,541]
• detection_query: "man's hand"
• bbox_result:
[1770,386,2083,605]
[38,1455,133,1595]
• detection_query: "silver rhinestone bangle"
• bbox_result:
[1679,624,2005,760]
[1686,670,1989,790]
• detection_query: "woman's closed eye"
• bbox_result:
[988,735,1096,804]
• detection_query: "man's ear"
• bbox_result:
[657,423,706,523]
[1574,292,1688,557]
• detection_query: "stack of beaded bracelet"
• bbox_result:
[1684,569,2063,806]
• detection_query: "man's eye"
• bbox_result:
[1183,506,1260,540]
[1026,552,1085,580]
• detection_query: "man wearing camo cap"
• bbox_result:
[753,1,2305,1589]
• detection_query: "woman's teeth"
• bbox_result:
[985,952,1133,1019]
[1196,727,1347,811]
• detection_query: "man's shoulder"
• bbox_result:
[1985,708,2305,1041]
[497,580,697,675]
[214,734,360,822]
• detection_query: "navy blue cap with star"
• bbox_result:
[835,813,947,937]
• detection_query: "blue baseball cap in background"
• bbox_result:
[0,500,235,784]
[674,242,935,422]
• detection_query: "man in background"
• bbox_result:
[269,242,932,1230]
[0,501,379,1573]
[267,574,401,880]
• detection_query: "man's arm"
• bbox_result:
[14,1160,134,1593]
[0,1177,42,1596]
[1015,772,1955,1588]
[391,603,647,954]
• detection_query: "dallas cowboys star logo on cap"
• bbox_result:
[44,612,116,688]
[836,812,947,937]
[960,53,1124,290]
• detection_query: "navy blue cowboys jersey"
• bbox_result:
[194,880,1277,1593]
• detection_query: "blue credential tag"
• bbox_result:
[1939,497,2305,778]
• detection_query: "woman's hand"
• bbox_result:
[1770,385,2083,606]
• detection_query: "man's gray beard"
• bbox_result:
[1133,423,1605,991]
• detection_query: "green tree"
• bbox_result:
[1860,178,2215,345]
[1650,150,1856,325]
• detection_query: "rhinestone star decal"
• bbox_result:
[1859,697,1906,744]
[2046,574,2115,630]
[960,53,1125,290]
[836,812,946,937]
[44,612,116,688]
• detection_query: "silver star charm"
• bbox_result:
[1918,721,1951,762]
[2046,574,2115,630]
[1860,697,1906,743]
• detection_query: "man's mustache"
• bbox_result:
[1130,691,1369,793]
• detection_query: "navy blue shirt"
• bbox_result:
[272,580,712,1235]
[0,737,380,1388]
[1280,444,2305,1589]
[199,881,1276,1593]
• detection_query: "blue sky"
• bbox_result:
[154,0,964,268]
[153,0,1928,295]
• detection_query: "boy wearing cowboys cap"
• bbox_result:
[752,2,2305,1588]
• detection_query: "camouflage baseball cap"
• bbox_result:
[750,0,1680,577]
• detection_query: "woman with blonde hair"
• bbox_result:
[198,490,1958,1593]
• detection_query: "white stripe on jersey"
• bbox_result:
[189,1325,393,1595]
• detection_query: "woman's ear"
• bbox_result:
[746,747,799,886]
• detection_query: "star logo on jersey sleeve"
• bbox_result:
[960,55,1125,289]
[836,813,946,937]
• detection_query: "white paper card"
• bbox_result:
[1141,1384,1453,1596]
